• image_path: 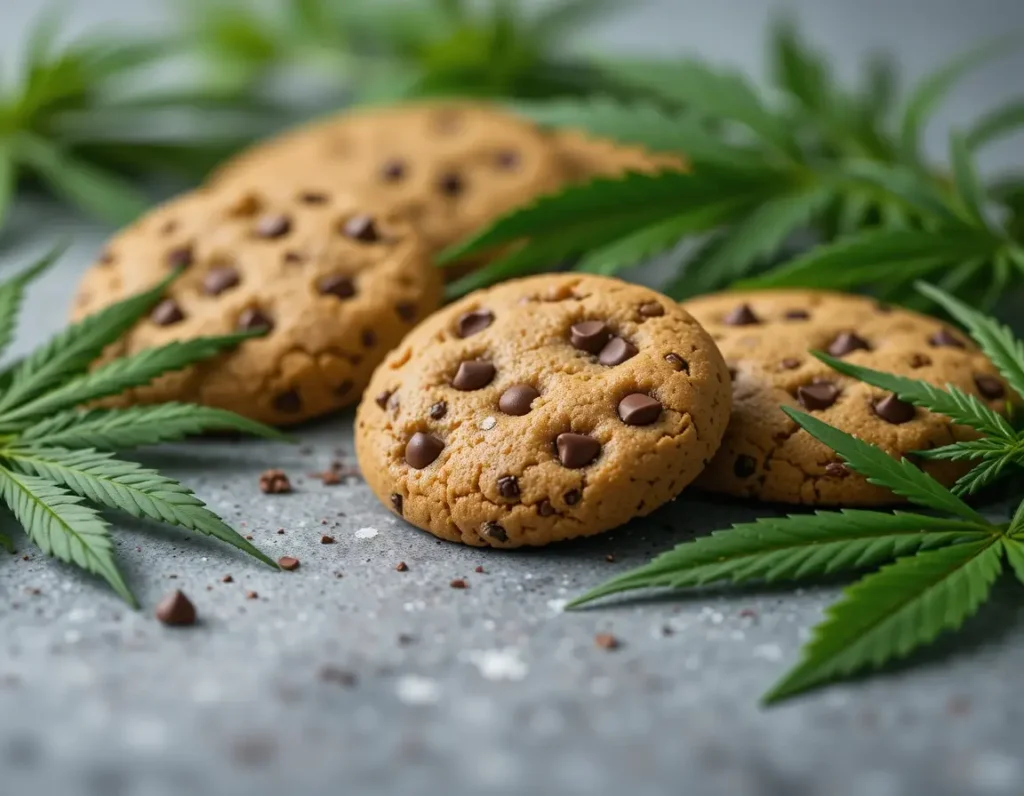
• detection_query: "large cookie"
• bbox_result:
[356,274,731,547]
[682,289,1011,504]
[73,186,442,426]
[208,102,568,256]
[550,130,688,182]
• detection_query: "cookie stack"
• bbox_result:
[74,102,685,425]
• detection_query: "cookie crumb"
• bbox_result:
[222,575,234,583]
[395,561,408,572]
[605,554,615,563]
[278,556,300,571]
[594,633,620,650]
[474,566,485,574]
[320,534,335,544]
[155,590,196,626]
[449,578,468,589]
[246,591,259,600]
[259,469,292,494]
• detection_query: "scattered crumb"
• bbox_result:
[395,562,408,572]
[278,556,300,571]
[450,579,468,589]
[259,469,291,494]
[320,535,335,544]
[245,535,253,541]
[594,633,620,650]
[155,590,196,626]
[222,575,234,583]
[739,608,758,619]
[605,554,615,563]
[397,633,416,645]
[168,574,178,579]
[246,591,259,600]
[474,566,485,574]
[319,666,357,687]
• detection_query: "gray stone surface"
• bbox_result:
[3,2,1024,795]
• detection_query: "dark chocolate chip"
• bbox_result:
[202,266,240,296]
[438,173,464,196]
[166,246,193,269]
[375,391,392,409]
[784,309,810,320]
[780,357,800,370]
[564,489,581,506]
[497,476,520,500]
[555,433,601,468]
[975,375,1006,400]
[929,328,965,348]
[390,494,403,515]
[155,590,196,626]
[482,522,507,542]
[273,390,302,413]
[570,321,611,354]
[910,354,931,369]
[429,401,447,419]
[151,299,185,326]
[452,361,495,391]
[381,159,406,182]
[396,302,417,321]
[498,384,539,415]
[639,302,664,318]
[495,151,519,169]
[598,337,638,367]
[255,214,291,238]
[537,500,555,517]
[873,394,915,424]
[361,330,377,348]
[617,393,662,426]
[237,308,273,332]
[723,304,760,326]
[99,250,115,264]
[456,309,494,338]
[284,250,305,264]
[733,455,757,478]
[825,462,849,478]
[827,332,871,357]
[405,432,444,469]
[665,353,689,373]
[797,381,840,410]
[342,215,379,242]
[299,191,328,204]
[318,274,356,299]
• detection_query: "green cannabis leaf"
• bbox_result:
[0,248,285,606]
[570,282,1024,703]
[442,20,1024,305]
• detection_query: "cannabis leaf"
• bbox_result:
[0,249,283,604]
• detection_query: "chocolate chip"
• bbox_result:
[617,393,662,426]
[975,375,1005,400]
[203,267,240,296]
[495,150,519,169]
[429,401,447,419]
[396,302,417,321]
[273,390,302,413]
[825,462,849,478]
[797,381,839,410]
[166,245,193,269]
[784,309,809,320]
[599,337,638,366]
[155,590,196,626]
[405,432,444,469]
[497,476,520,499]
[456,309,494,338]
[723,304,760,326]
[381,159,405,181]
[278,556,300,571]
[259,469,291,494]
[342,215,379,242]
[318,274,356,299]
[361,330,377,348]
[449,579,468,589]
[910,354,931,369]
[665,353,689,373]
[151,299,184,326]
[570,321,611,354]
[873,394,915,424]
[374,391,393,410]
[299,191,328,204]
[928,328,965,348]
[555,433,601,468]
[537,500,555,517]
[283,250,305,264]
[482,522,507,542]
[438,173,463,196]
[320,534,335,544]
[780,357,800,370]
[564,489,581,506]
[237,308,273,332]
[827,332,870,357]
[499,384,539,415]
[452,361,495,391]
[734,455,757,478]
[390,493,403,515]
[639,302,664,318]
[255,214,291,238]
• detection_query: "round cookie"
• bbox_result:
[682,289,1012,505]
[208,102,569,256]
[355,274,732,548]
[550,130,688,182]
[73,186,442,426]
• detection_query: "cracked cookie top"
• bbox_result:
[355,274,732,547]
[208,102,568,256]
[683,289,1012,505]
[72,186,442,426]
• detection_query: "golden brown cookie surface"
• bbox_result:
[356,274,731,547]
[682,289,1011,504]
[73,187,442,426]
[209,102,568,255]
[550,129,688,182]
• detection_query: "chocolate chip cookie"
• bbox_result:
[208,102,568,257]
[356,274,731,547]
[73,186,442,426]
[682,289,1011,504]
[551,130,688,182]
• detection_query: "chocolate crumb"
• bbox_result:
[449,578,468,589]
[321,534,335,544]
[259,469,291,494]
[155,590,196,626]
[594,633,620,650]
[278,556,300,571]
[246,591,258,600]
[395,562,408,572]
[222,575,233,583]
[474,566,485,574]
